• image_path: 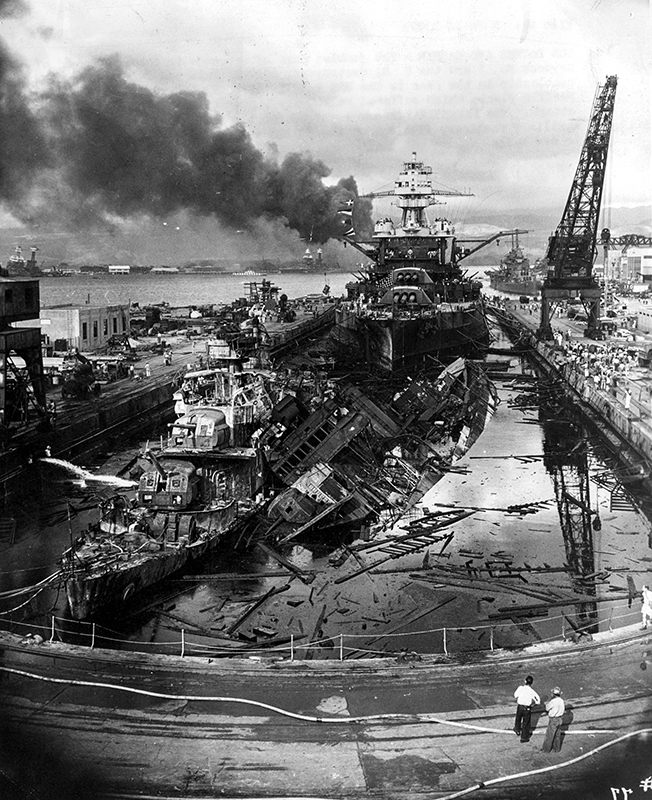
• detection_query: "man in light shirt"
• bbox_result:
[541,687,566,752]
[513,675,540,743]
[641,585,652,629]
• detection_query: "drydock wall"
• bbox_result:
[533,339,652,468]
[0,375,176,488]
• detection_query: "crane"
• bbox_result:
[539,76,617,340]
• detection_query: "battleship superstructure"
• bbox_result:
[333,153,509,373]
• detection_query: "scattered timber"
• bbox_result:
[348,595,457,654]
[255,541,315,584]
[488,593,630,619]
[301,603,328,661]
[225,583,291,635]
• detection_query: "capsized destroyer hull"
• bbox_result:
[260,357,497,540]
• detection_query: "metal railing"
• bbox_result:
[0,600,642,662]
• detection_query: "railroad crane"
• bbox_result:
[538,75,618,340]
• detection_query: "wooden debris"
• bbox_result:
[256,541,315,584]
[301,603,328,661]
[252,625,277,637]
[358,595,456,647]
[225,583,291,635]
[199,598,227,614]
[157,610,235,641]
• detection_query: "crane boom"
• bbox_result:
[539,76,617,340]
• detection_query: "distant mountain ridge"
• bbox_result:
[460,204,651,266]
[0,205,648,270]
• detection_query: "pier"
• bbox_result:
[489,299,652,476]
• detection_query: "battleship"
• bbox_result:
[488,231,542,296]
[332,153,517,373]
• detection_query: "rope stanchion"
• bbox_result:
[0,601,642,662]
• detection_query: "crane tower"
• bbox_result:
[539,76,617,340]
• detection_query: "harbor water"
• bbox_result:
[38,271,353,309]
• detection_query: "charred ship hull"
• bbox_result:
[63,353,272,620]
[64,501,242,620]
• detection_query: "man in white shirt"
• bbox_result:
[641,585,652,629]
[513,675,540,743]
[541,687,566,752]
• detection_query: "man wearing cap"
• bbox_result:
[541,687,565,752]
[513,675,540,743]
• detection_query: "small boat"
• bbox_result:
[62,359,272,619]
[233,269,266,276]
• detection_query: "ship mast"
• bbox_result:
[362,152,473,232]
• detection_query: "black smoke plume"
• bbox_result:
[7,55,372,244]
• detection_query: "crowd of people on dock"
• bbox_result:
[552,335,642,399]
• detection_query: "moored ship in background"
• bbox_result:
[332,153,519,373]
[487,231,542,296]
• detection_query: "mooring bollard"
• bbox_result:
[490,627,494,651]
[181,628,185,658]
[91,622,96,650]
[50,616,56,643]
[290,633,294,661]
[443,627,448,656]
[339,633,343,661]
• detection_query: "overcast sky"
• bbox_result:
[0,0,650,224]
